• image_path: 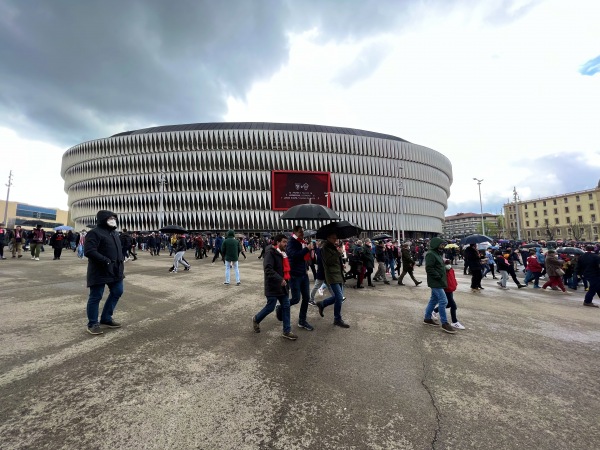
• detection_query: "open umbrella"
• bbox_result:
[280,203,341,221]
[556,247,585,255]
[460,234,494,245]
[54,225,74,231]
[445,243,459,249]
[316,220,362,239]
[235,233,245,238]
[371,233,392,241]
[160,224,187,234]
[304,230,317,238]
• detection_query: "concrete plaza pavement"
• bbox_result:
[1,249,599,449]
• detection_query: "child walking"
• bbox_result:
[432,259,465,330]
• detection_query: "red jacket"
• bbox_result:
[526,255,543,272]
[445,268,457,293]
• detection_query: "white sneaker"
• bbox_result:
[431,311,439,320]
[452,322,465,330]
[31,256,35,260]
[35,257,40,261]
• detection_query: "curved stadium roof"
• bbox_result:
[111,122,409,143]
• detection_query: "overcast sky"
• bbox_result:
[1,0,599,219]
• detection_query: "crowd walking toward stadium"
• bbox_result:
[1,212,599,339]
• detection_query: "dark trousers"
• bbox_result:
[289,273,310,323]
[53,247,63,259]
[212,249,222,263]
[471,268,483,289]
[584,278,600,304]
[434,291,458,323]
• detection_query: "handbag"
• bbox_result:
[556,268,565,276]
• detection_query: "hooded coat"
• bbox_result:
[425,237,447,289]
[84,210,125,287]
[221,230,241,262]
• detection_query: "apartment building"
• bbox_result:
[443,212,500,239]
[503,184,600,241]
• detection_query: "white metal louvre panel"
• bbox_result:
[62,124,452,233]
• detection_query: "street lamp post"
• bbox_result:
[513,187,522,240]
[158,172,166,230]
[396,166,404,242]
[3,170,13,225]
[473,178,485,236]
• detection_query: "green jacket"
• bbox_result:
[322,241,344,285]
[221,230,241,262]
[425,237,447,289]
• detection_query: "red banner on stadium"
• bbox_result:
[271,171,331,210]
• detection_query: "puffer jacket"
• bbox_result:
[84,210,124,287]
[425,237,447,289]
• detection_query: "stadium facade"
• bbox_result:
[61,122,453,235]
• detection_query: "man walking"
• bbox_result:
[422,237,456,334]
[282,225,314,331]
[171,232,191,273]
[10,225,25,258]
[373,241,390,284]
[212,232,224,264]
[30,224,45,260]
[398,242,422,286]
[83,210,125,335]
[221,230,242,285]
[316,232,350,328]
[577,245,600,307]
[252,234,297,340]
[0,222,7,259]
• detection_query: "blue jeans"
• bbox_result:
[322,283,344,322]
[87,280,124,328]
[424,288,448,324]
[225,260,240,284]
[310,279,333,301]
[289,274,310,323]
[255,295,291,333]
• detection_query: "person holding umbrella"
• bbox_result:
[277,226,315,331]
[316,231,350,328]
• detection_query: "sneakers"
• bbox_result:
[282,331,298,340]
[31,256,35,260]
[275,305,282,321]
[517,284,526,289]
[308,299,317,306]
[333,320,350,328]
[441,323,457,334]
[423,318,440,326]
[171,270,178,273]
[583,302,599,308]
[451,322,466,330]
[168,266,174,272]
[100,320,122,328]
[397,282,405,286]
[236,282,241,286]
[252,316,260,333]
[431,311,439,320]
[87,324,103,335]
[415,280,422,286]
[223,282,230,285]
[316,301,325,317]
[298,321,314,331]
[184,266,190,271]
[35,257,39,261]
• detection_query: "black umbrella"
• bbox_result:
[371,233,392,241]
[160,224,187,234]
[460,234,494,245]
[521,243,541,248]
[556,247,585,255]
[280,203,341,221]
[316,220,362,240]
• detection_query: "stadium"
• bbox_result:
[61,122,453,236]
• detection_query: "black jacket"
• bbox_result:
[84,210,124,287]
[577,252,600,279]
[263,245,287,297]
[464,246,482,270]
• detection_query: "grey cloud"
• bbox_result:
[0,0,535,147]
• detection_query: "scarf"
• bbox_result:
[277,247,291,280]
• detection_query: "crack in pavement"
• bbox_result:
[421,356,442,450]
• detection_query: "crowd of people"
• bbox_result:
[3,212,598,338]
